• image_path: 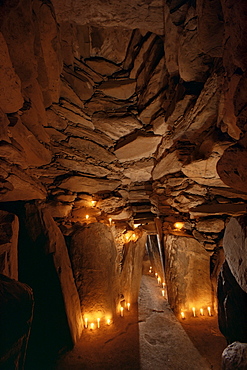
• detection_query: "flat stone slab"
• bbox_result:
[138,275,211,370]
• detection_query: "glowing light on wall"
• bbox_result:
[174,222,184,230]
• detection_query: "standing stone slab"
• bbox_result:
[70,223,118,320]
[223,216,247,293]
[0,211,19,281]
[25,203,83,345]
[164,235,212,313]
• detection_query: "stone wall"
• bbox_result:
[70,222,118,322]
[218,216,247,344]
[164,235,212,315]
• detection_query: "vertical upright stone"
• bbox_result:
[164,235,212,314]
[0,210,19,280]
[70,222,118,320]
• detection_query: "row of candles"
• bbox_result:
[84,317,112,330]
[83,303,131,330]
[181,306,212,319]
[150,266,213,320]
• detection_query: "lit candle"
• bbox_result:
[155,273,158,277]
[91,200,96,206]
[157,277,161,285]
[107,319,111,325]
[181,311,185,319]
[192,307,196,317]
[149,269,152,273]
[90,323,95,330]
[207,306,211,316]
[127,303,130,311]
[97,318,100,328]
[120,307,124,317]
[85,214,89,220]
[84,318,88,328]
[109,217,112,225]
[150,266,152,270]
[200,308,204,316]
[162,289,165,297]
[162,282,166,289]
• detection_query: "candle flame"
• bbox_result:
[120,307,124,317]
[90,323,95,330]
[162,289,165,297]
[162,282,166,289]
[192,307,196,317]
[127,303,130,311]
[207,306,211,316]
[84,318,88,328]
[200,308,204,316]
[107,319,111,325]
[174,222,184,230]
[109,217,112,225]
[85,214,89,220]
[91,200,97,206]
[181,311,185,319]
[97,318,100,328]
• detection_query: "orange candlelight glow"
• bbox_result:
[207,306,211,316]
[84,318,88,328]
[155,272,158,277]
[157,277,161,285]
[162,282,166,289]
[85,214,89,220]
[107,319,111,325]
[174,222,184,230]
[162,289,165,297]
[91,200,97,206]
[109,217,112,225]
[200,308,204,316]
[90,323,95,330]
[181,311,185,319]
[97,318,100,328]
[120,307,124,317]
[127,303,130,311]
[192,307,196,317]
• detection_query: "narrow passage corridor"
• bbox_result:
[57,273,225,370]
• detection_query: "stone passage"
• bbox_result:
[138,275,211,370]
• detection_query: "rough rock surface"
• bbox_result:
[24,203,83,345]
[222,342,247,370]
[164,235,212,314]
[0,210,19,280]
[218,261,247,344]
[223,216,247,293]
[70,223,117,320]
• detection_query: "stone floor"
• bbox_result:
[138,275,211,370]
[56,273,225,369]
